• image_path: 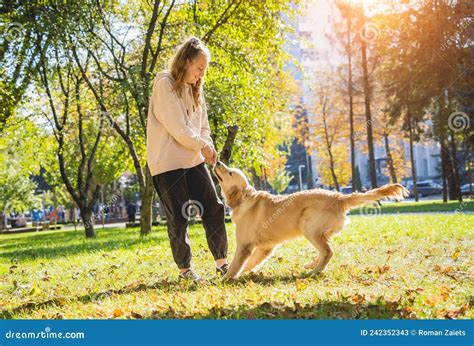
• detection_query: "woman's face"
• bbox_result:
[185,53,208,85]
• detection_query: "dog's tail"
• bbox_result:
[339,184,409,212]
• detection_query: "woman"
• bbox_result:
[147,37,228,281]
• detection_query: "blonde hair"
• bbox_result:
[170,37,210,106]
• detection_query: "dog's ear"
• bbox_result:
[226,186,242,208]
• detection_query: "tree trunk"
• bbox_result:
[220,125,239,164]
[440,134,449,202]
[329,153,340,191]
[0,212,6,231]
[383,133,398,183]
[448,131,462,201]
[140,167,154,236]
[306,153,313,189]
[321,107,339,191]
[446,147,457,201]
[250,167,262,190]
[407,110,418,201]
[262,166,268,191]
[346,8,358,191]
[81,208,96,238]
[360,35,377,188]
[467,135,473,197]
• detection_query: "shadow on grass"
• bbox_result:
[0,272,404,320]
[0,278,181,319]
[2,272,469,319]
[0,227,169,261]
[0,280,406,320]
[143,299,406,319]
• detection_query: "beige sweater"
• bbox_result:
[146,71,213,176]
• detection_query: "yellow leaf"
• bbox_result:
[442,266,455,274]
[113,308,124,317]
[440,286,451,299]
[350,294,366,304]
[295,279,307,291]
[377,265,390,274]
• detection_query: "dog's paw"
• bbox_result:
[221,273,234,282]
[309,268,324,276]
[303,260,318,269]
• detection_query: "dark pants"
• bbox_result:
[152,163,228,269]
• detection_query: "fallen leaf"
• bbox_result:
[442,266,455,274]
[295,279,307,291]
[94,308,106,318]
[400,306,417,319]
[425,297,438,307]
[377,265,390,274]
[113,308,124,318]
[350,294,366,304]
[440,286,451,299]
[443,304,469,319]
[130,311,143,319]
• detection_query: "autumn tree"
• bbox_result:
[308,72,351,190]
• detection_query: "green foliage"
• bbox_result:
[268,165,293,194]
[62,0,300,176]
[0,117,48,212]
[0,166,41,214]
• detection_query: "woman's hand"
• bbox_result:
[209,146,217,165]
[201,143,217,165]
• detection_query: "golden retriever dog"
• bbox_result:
[213,161,409,280]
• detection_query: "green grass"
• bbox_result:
[0,214,472,319]
[349,199,474,214]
